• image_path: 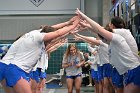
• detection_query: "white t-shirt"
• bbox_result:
[1,36,25,64]
[6,30,45,73]
[113,29,138,55]
[109,33,140,75]
[87,45,97,53]
[98,40,110,65]
[88,53,99,71]
[32,51,48,72]
[87,45,98,70]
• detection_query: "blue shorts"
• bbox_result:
[112,67,124,88]
[30,68,47,83]
[124,65,140,87]
[40,71,47,79]
[103,63,112,78]
[91,69,98,82]
[4,64,30,87]
[97,65,103,81]
[0,62,8,81]
[66,73,81,79]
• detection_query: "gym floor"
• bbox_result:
[43,86,95,93]
[0,86,95,93]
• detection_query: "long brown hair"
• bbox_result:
[64,44,81,59]
[111,16,126,28]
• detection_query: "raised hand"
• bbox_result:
[72,33,81,41]
[80,20,92,29]
[75,8,82,17]
[67,16,78,25]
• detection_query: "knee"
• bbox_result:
[104,83,110,88]
[68,90,73,93]
[68,88,73,93]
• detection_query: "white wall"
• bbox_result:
[85,0,102,24]
[0,0,84,15]
[0,0,103,40]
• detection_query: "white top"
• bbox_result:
[98,40,110,66]
[87,45,98,70]
[87,53,99,71]
[32,50,49,72]
[1,36,25,64]
[1,30,45,73]
[113,29,138,55]
[87,45,97,53]
[109,33,140,75]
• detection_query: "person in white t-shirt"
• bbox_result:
[0,16,80,93]
[73,33,113,93]
[86,45,99,93]
[30,38,68,93]
[76,8,140,93]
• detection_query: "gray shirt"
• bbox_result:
[62,52,84,76]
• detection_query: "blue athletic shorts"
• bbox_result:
[4,64,30,87]
[124,65,140,87]
[40,71,47,79]
[66,73,81,79]
[0,62,8,81]
[97,65,103,81]
[111,67,124,88]
[103,63,113,78]
[30,69,40,83]
[91,69,98,82]
[30,68,47,83]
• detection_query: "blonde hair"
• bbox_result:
[64,43,81,59]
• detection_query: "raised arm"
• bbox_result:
[76,8,112,41]
[45,36,66,50]
[51,16,77,29]
[43,16,80,42]
[47,38,67,53]
[73,33,100,46]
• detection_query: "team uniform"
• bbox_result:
[1,29,46,87]
[87,45,99,82]
[97,40,112,81]
[114,29,139,56]
[30,51,48,83]
[111,29,139,88]
[109,33,140,86]
[0,36,24,81]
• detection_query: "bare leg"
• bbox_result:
[124,83,140,93]
[75,76,82,93]
[93,79,99,93]
[1,79,16,93]
[98,80,103,93]
[87,71,92,86]
[30,79,38,93]
[36,78,46,93]
[109,78,115,93]
[116,87,123,93]
[66,78,74,93]
[13,77,32,93]
[103,77,111,93]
